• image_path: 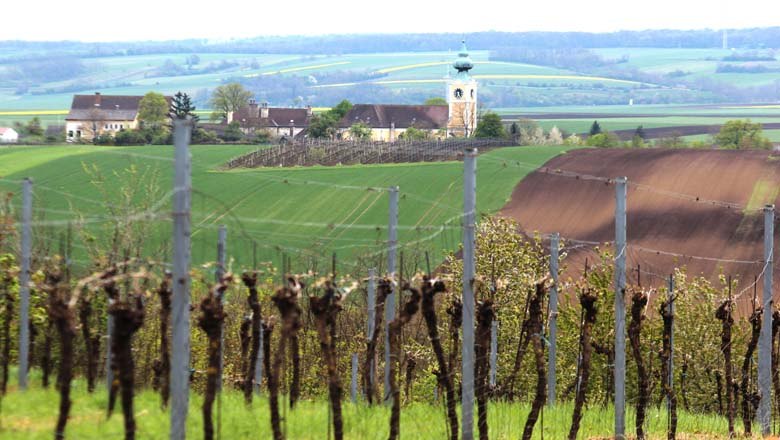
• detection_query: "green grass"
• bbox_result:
[0,377,758,439]
[0,144,571,272]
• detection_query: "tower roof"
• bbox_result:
[453,40,473,76]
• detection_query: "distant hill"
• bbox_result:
[3,28,780,59]
[2,28,780,112]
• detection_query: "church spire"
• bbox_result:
[453,39,473,78]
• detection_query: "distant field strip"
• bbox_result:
[376,60,547,74]
[245,61,351,77]
[315,74,645,88]
[0,110,69,115]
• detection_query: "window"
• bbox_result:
[68,130,73,138]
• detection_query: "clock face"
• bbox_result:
[454,88,464,99]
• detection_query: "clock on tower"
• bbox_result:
[446,40,478,137]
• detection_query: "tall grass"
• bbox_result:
[0,372,761,439]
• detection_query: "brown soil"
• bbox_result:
[500,148,780,315]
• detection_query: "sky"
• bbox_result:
[2,0,778,42]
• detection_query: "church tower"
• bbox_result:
[447,40,478,137]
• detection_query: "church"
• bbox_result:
[336,40,478,141]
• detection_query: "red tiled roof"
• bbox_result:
[66,93,172,121]
[339,104,448,129]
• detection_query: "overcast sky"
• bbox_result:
[2,0,777,42]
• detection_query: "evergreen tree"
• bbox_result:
[589,120,602,136]
[634,125,646,139]
[169,92,199,121]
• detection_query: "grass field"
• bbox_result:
[0,375,762,439]
[0,144,571,272]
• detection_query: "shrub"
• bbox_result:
[114,130,147,146]
[93,134,115,146]
[586,132,621,148]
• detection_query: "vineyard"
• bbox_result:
[221,138,515,169]
[1,124,780,440]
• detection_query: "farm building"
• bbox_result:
[0,127,18,143]
[337,104,449,141]
[338,40,478,141]
[227,100,311,140]
[65,92,171,142]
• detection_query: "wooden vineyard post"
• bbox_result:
[216,225,226,391]
[215,225,226,440]
[17,177,32,391]
[667,275,674,409]
[759,204,774,435]
[351,353,358,403]
[547,232,559,406]
[367,268,376,396]
[384,186,399,401]
[489,321,497,389]
[254,321,263,395]
[614,176,627,439]
[462,147,477,440]
[170,117,193,440]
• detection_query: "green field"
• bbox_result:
[0,376,758,439]
[0,144,571,273]
[593,47,780,87]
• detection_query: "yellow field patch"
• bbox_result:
[0,110,68,115]
[377,62,449,73]
[745,179,780,212]
[314,74,643,89]
[245,61,351,77]
[473,74,641,84]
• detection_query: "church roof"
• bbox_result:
[339,104,448,130]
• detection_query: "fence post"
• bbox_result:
[547,232,559,406]
[170,117,193,440]
[614,176,627,440]
[17,177,32,391]
[216,225,227,391]
[462,147,478,440]
[255,322,263,395]
[351,353,359,403]
[384,186,399,400]
[667,275,674,410]
[758,204,774,435]
[489,321,498,389]
[367,268,376,393]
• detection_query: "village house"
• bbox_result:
[337,104,449,141]
[0,127,19,143]
[227,100,311,140]
[338,40,478,141]
[65,93,170,142]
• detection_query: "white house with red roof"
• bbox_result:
[0,127,18,143]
